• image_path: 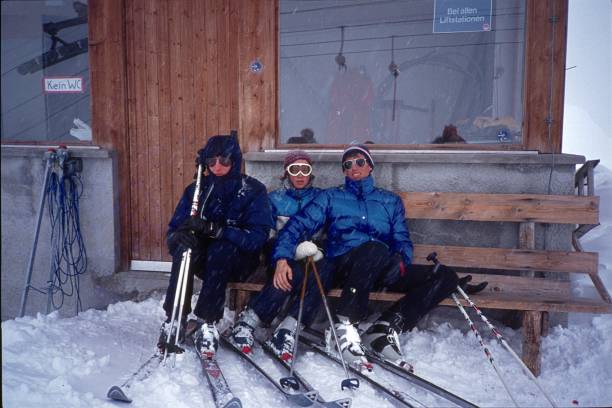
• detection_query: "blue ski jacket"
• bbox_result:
[272,175,413,266]
[269,184,322,226]
[167,135,272,257]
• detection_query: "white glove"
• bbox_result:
[295,241,324,262]
[276,216,290,231]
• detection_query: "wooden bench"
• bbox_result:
[228,183,610,375]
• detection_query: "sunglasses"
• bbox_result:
[342,158,368,170]
[205,156,232,167]
[286,163,313,177]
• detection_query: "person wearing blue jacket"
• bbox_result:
[269,143,464,369]
[159,133,272,359]
[229,151,325,361]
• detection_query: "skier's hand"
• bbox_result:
[167,229,199,253]
[274,259,293,292]
[181,217,222,238]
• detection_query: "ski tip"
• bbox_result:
[107,385,132,403]
[222,397,243,408]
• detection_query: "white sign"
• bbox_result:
[43,77,84,93]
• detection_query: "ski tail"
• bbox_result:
[258,338,352,408]
[219,334,318,406]
[106,352,162,403]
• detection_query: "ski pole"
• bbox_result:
[279,258,310,391]
[20,149,56,317]
[451,293,519,407]
[310,257,360,391]
[456,286,558,407]
[163,162,204,363]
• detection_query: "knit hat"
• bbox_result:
[342,143,374,169]
[283,150,312,168]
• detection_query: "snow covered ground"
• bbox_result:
[2,166,612,407]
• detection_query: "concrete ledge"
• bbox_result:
[1,145,112,159]
[245,150,585,165]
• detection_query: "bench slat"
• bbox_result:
[413,244,598,274]
[227,273,612,314]
[400,192,599,224]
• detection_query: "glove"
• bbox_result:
[294,241,324,262]
[167,229,199,254]
[181,217,223,239]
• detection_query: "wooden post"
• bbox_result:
[522,311,542,376]
[234,290,250,317]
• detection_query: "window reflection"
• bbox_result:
[279,0,525,146]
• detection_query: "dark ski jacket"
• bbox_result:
[272,175,413,265]
[167,135,272,257]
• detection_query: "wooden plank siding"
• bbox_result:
[119,0,274,262]
[89,0,568,266]
[399,192,599,224]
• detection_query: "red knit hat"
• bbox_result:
[283,150,312,168]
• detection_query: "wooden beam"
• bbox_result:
[89,0,130,269]
[522,311,542,376]
[523,0,568,153]
[413,244,598,274]
[400,192,599,224]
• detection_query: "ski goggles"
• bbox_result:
[342,158,368,170]
[205,156,232,167]
[286,163,313,177]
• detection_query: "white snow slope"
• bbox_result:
[2,166,612,408]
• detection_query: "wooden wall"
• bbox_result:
[523,0,568,153]
[91,0,277,264]
[90,0,566,267]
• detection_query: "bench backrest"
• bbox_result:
[398,192,599,275]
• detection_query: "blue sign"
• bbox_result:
[433,0,492,33]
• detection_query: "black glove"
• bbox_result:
[167,228,199,254]
[181,217,222,239]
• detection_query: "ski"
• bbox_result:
[186,322,242,408]
[304,327,478,408]
[364,350,479,408]
[219,334,319,406]
[194,346,243,408]
[298,331,423,408]
[258,338,352,408]
[106,352,163,403]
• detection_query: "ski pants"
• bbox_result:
[381,262,460,332]
[163,239,258,323]
[251,241,397,325]
[249,257,330,326]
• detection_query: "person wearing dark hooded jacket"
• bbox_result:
[229,151,325,361]
[159,133,272,359]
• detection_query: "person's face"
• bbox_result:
[286,159,312,189]
[206,155,232,177]
[342,152,372,181]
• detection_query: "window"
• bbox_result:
[1,0,90,143]
[279,0,525,146]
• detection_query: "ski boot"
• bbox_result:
[229,308,260,354]
[326,316,372,372]
[266,315,299,362]
[195,321,219,360]
[157,319,186,354]
[362,313,414,372]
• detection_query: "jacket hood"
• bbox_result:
[198,132,242,178]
